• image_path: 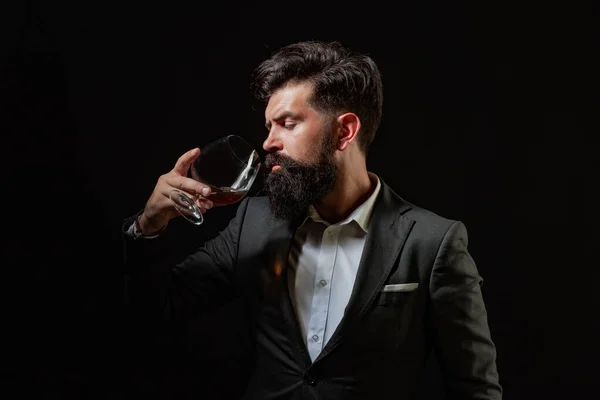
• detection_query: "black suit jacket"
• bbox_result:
[124,180,502,399]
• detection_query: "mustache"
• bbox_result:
[264,153,310,171]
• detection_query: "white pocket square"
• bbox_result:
[381,283,419,293]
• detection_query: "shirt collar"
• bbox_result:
[304,172,381,233]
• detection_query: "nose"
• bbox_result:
[263,129,282,153]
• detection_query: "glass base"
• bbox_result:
[169,189,204,225]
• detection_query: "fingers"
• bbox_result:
[165,175,212,198]
[195,197,213,214]
[161,174,213,209]
[174,195,213,217]
[171,190,213,214]
[196,195,214,211]
[173,147,200,176]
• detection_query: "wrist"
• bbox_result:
[138,212,167,235]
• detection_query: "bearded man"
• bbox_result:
[123,40,502,400]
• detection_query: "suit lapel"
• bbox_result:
[314,181,415,363]
[262,212,313,365]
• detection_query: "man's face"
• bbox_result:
[262,81,338,220]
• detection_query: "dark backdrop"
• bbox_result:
[2,0,597,398]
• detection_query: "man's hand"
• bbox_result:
[138,148,213,233]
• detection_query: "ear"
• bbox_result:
[335,113,361,151]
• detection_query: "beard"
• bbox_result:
[263,131,337,221]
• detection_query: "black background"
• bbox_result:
[2,0,598,398]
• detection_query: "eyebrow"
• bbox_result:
[265,111,301,130]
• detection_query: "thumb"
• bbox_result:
[173,147,200,176]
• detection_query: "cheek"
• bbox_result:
[285,125,327,162]
[282,136,308,161]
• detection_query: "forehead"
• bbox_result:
[265,81,314,117]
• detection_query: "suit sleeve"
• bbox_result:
[123,197,250,322]
[428,221,503,399]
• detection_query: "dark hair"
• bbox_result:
[252,41,383,154]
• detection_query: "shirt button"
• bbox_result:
[312,335,319,342]
[319,280,327,287]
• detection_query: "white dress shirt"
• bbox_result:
[287,173,381,362]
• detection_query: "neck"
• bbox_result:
[314,168,376,225]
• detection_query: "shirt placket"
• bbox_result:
[306,225,340,361]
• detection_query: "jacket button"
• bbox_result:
[303,372,317,385]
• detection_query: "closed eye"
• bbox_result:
[266,111,301,132]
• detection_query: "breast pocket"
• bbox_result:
[360,289,419,351]
[376,290,417,307]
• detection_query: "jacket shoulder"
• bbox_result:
[385,185,460,243]
[383,182,458,234]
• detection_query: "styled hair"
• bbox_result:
[252,41,383,154]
